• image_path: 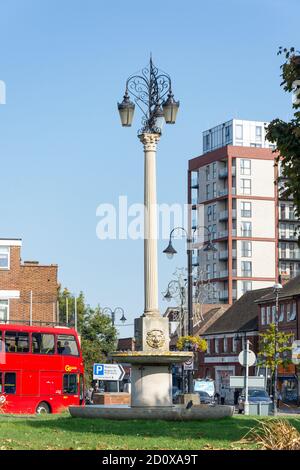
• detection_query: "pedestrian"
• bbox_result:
[234,389,240,406]
[220,386,226,405]
[214,391,220,404]
[277,390,282,409]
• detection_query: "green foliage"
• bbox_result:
[58,287,118,386]
[258,323,293,374]
[266,47,300,237]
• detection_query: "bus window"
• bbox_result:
[63,374,77,394]
[32,333,55,354]
[4,372,16,394]
[5,332,17,352]
[57,335,79,356]
[5,332,29,353]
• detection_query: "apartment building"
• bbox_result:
[188,119,299,304]
[0,238,58,324]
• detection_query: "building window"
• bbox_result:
[215,338,219,353]
[272,305,276,323]
[242,281,252,294]
[241,221,252,237]
[256,126,262,140]
[278,304,284,321]
[0,246,9,270]
[240,159,251,175]
[206,184,210,200]
[212,163,217,179]
[236,124,243,140]
[241,179,251,195]
[213,182,217,198]
[206,264,211,280]
[213,263,217,278]
[232,337,237,353]
[0,300,9,323]
[207,205,212,222]
[261,307,265,325]
[223,337,227,353]
[266,306,271,324]
[212,224,217,240]
[241,201,252,217]
[1,372,17,394]
[206,166,210,181]
[288,302,297,321]
[206,339,210,354]
[241,241,252,257]
[213,204,217,221]
[250,143,262,148]
[225,126,231,143]
[241,261,252,277]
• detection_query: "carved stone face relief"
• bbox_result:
[146,329,165,349]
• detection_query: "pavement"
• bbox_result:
[278,403,300,415]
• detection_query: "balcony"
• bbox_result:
[241,271,252,278]
[191,177,199,188]
[191,197,198,205]
[219,210,228,221]
[218,167,236,179]
[192,255,199,266]
[232,209,237,219]
[219,250,228,260]
[219,290,229,300]
[279,213,298,221]
[219,270,229,278]
[279,250,300,260]
[279,232,298,241]
[218,230,228,238]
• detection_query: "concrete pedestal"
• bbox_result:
[131,364,172,407]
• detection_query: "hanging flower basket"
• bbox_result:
[176,335,207,352]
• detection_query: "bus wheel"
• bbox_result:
[36,402,51,414]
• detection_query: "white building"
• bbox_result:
[189,119,299,305]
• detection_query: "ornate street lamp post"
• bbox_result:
[103,307,127,327]
[163,226,217,393]
[118,57,179,319]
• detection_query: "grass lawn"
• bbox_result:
[0,414,300,450]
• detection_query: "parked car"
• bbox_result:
[198,390,215,405]
[238,388,272,414]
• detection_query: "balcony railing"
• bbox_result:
[219,290,228,300]
[219,270,229,278]
[279,251,300,260]
[241,271,252,277]
[219,250,228,260]
[279,232,298,240]
[219,210,228,221]
[191,177,199,188]
[241,230,252,238]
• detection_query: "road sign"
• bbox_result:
[93,363,125,381]
[238,349,256,367]
[183,358,194,370]
[229,376,265,388]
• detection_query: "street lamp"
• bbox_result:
[163,279,187,336]
[103,307,127,327]
[118,57,179,320]
[273,282,283,416]
[163,225,217,393]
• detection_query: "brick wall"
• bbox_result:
[0,245,58,324]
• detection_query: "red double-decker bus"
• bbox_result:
[0,324,84,414]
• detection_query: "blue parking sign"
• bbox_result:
[93,363,104,378]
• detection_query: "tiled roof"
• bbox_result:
[257,274,300,303]
[204,287,273,335]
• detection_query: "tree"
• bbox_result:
[58,287,118,386]
[266,47,300,237]
[258,323,293,376]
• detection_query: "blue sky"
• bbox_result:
[0,0,299,337]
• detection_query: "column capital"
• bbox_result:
[139,132,160,151]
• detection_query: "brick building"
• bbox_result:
[0,238,58,324]
[257,274,300,403]
[198,287,272,402]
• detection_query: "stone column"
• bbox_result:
[139,132,160,318]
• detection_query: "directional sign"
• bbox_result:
[238,349,256,367]
[93,363,125,381]
[229,376,265,389]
